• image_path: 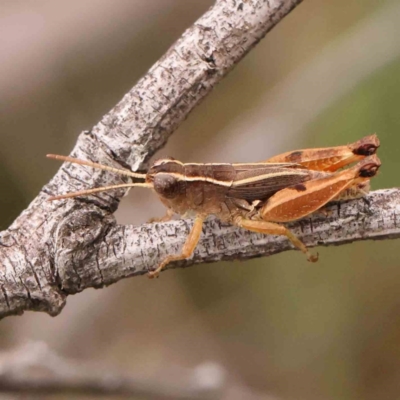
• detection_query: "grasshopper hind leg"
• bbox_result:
[234,217,318,262]
[241,155,380,262]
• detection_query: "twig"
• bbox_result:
[0,342,225,399]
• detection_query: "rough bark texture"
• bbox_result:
[52,188,400,284]
[5,0,383,319]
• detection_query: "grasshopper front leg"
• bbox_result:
[148,208,174,223]
[235,155,381,261]
[148,215,205,278]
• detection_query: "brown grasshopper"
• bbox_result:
[47,135,380,278]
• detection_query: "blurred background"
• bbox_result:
[1,0,400,399]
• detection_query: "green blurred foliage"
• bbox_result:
[306,56,400,190]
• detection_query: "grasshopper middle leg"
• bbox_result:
[235,217,318,262]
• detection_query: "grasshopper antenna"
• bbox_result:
[47,183,152,201]
[47,154,145,179]
[46,154,152,201]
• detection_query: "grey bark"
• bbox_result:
[5,0,391,320]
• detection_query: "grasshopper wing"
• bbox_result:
[227,163,314,202]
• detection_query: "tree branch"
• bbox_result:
[0,0,332,319]
[55,188,400,285]
[0,342,226,399]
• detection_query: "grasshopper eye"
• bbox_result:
[153,174,180,199]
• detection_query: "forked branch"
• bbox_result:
[5,0,390,321]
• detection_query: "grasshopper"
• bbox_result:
[47,135,380,278]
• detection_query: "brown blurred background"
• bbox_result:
[1,1,400,399]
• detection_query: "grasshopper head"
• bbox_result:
[147,158,185,199]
